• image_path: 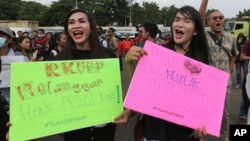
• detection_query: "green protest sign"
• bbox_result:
[9,59,123,141]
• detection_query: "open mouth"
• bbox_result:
[175,29,184,38]
[216,23,221,27]
[73,30,83,39]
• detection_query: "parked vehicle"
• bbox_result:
[224,16,250,39]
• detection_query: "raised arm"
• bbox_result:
[199,0,208,26]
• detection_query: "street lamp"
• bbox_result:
[74,0,79,9]
[129,0,133,27]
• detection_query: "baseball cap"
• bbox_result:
[0,25,13,37]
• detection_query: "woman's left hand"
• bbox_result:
[113,109,133,124]
[191,126,207,139]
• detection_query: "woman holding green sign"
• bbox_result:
[55,9,132,141]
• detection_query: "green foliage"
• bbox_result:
[0,0,249,27]
[0,0,21,20]
[17,2,49,22]
[237,9,250,19]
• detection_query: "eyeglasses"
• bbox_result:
[211,16,224,21]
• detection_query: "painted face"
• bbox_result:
[172,12,196,46]
[19,38,31,50]
[208,11,224,33]
[68,12,91,46]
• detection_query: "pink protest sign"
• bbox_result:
[124,41,229,137]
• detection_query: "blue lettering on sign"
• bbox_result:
[166,69,200,89]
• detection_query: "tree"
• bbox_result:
[17,1,49,23]
[236,9,250,19]
[160,5,178,27]
[44,0,74,26]
[141,2,161,24]
[0,0,21,20]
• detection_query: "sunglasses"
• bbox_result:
[211,16,224,21]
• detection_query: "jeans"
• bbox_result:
[220,93,230,141]
[235,61,248,85]
[239,99,247,118]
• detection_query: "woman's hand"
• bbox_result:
[5,122,11,140]
[124,46,147,63]
[113,109,133,124]
[190,126,207,139]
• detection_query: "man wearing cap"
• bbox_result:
[0,25,15,56]
[0,25,15,103]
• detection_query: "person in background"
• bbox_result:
[121,33,134,54]
[97,27,108,48]
[136,24,145,47]
[235,33,247,89]
[15,36,33,61]
[22,32,29,38]
[46,32,66,60]
[161,34,171,46]
[134,32,140,46]
[10,31,17,52]
[0,25,16,105]
[117,36,124,71]
[234,33,248,124]
[240,39,250,125]
[140,22,159,46]
[0,25,14,141]
[107,27,118,55]
[54,9,132,141]
[0,57,9,141]
[200,0,238,140]
[125,5,208,141]
[32,28,47,60]
[31,30,38,44]
[17,31,23,38]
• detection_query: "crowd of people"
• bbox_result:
[0,0,250,140]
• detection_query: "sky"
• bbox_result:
[23,0,250,18]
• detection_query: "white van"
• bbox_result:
[10,27,33,37]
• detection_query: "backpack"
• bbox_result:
[100,37,108,47]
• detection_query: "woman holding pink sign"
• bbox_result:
[125,5,208,141]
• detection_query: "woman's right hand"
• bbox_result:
[124,46,147,63]
[5,122,11,140]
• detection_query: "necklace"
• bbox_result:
[175,46,189,54]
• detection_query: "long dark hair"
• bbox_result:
[48,32,64,50]
[168,6,209,64]
[56,9,108,60]
[16,36,31,52]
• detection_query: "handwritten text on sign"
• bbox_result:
[10,59,123,141]
[124,41,229,137]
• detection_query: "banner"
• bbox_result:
[10,59,123,141]
[124,41,229,137]
[0,56,25,88]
